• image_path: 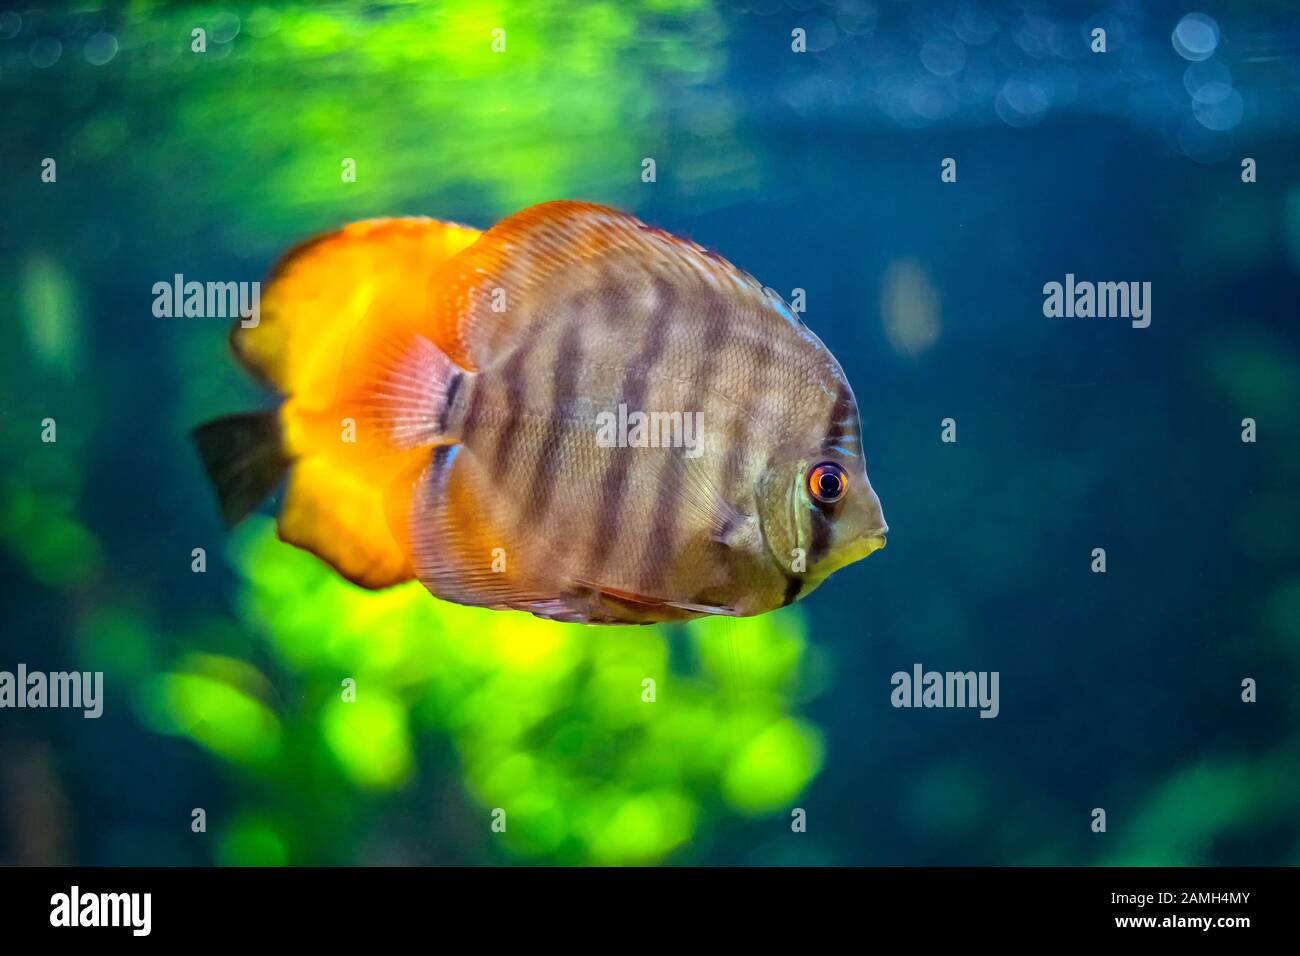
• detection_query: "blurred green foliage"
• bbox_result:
[0,0,814,867]
[134,519,822,864]
[8,0,751,247]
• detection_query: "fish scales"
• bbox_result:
[194,201,888,624]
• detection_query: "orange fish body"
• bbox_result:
[195,202,887,624]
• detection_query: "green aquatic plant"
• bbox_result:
[5,0,750,262]
[1,0,798,867]
[0,256,102,588]
[137,518,823,864]
[1099,753,1300,867]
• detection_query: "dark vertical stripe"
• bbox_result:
[459,370,487,446]
[822,378,857,452]
[721,335,778,498]
[802,381,851,568]
[713,331,779,602]
[588,276,676,573]
[780,571,803,607]
[640,451,684,592]
[597,277,633,329]
[490,337,539,469]
[437,371,463,435]
[523,306,585,526]
[429,443,457,482]
[638,288,729,590]
[808,506,833,564]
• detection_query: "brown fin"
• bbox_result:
[572,580,738,621]
[672,452,752,548]
[191,411,290,527]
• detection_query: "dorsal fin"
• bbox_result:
[427,201,798,369]
[233,216,482,399]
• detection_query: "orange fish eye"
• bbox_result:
[808,461,848,504]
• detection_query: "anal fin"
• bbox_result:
[278,455,417,589]
[572,580,739,622]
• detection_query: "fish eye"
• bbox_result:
[807,461,847,504]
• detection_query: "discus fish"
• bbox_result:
[193,201,887,624]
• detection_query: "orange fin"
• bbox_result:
[277,456,418,589]
[233,216,481,398]
[238,217,481,589]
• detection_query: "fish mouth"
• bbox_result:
[852,528,888,560]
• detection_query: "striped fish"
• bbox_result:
[193,201,887,624]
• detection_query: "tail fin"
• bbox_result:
[192,411,290,527]
[202,216,483,590]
